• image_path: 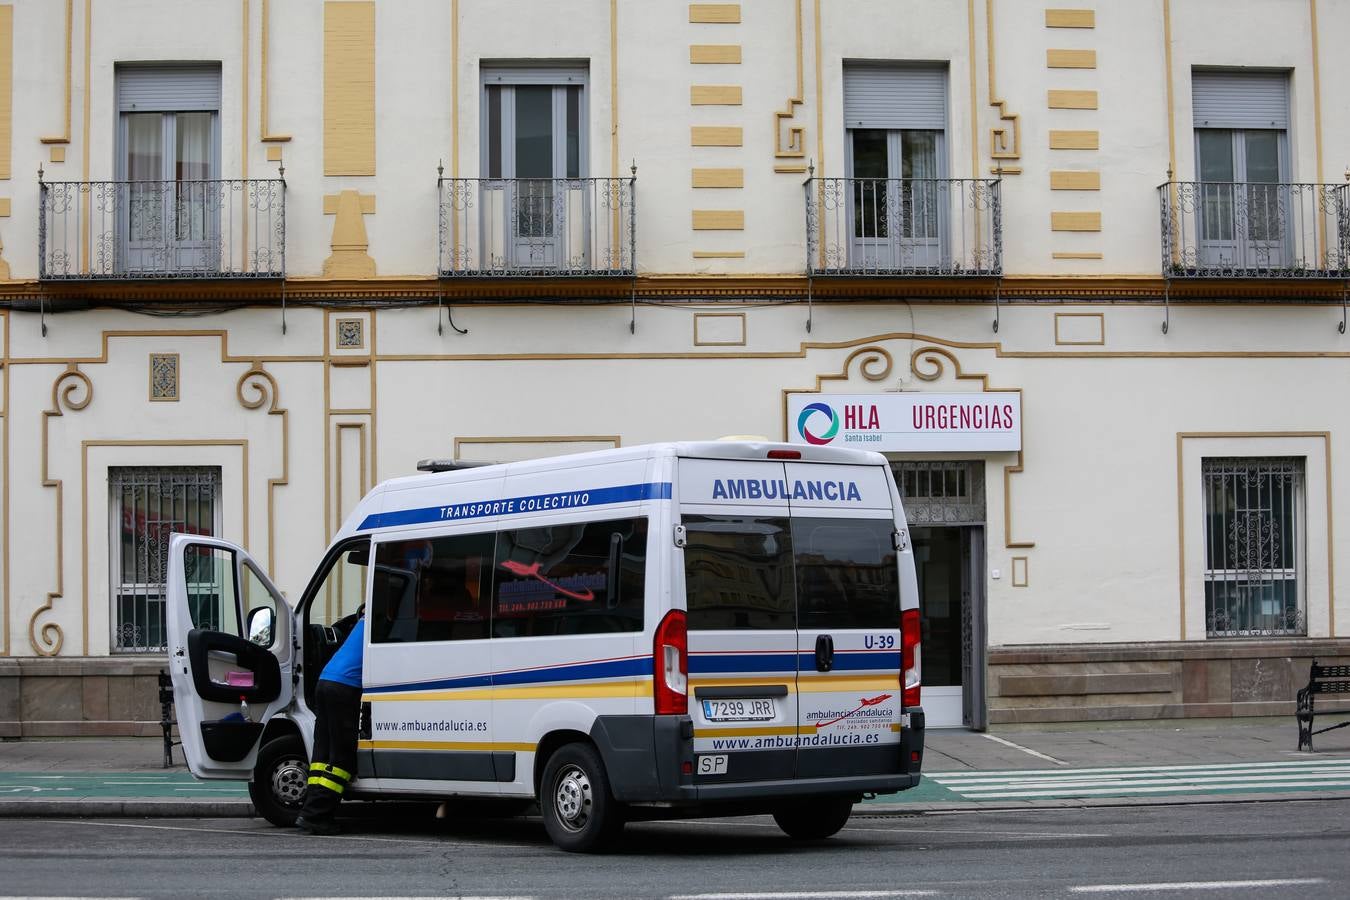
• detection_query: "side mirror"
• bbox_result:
[246,606,275,648]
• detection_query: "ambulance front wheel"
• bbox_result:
[772,796,854,840]
[539,743,625,852]
[249,734,308,828]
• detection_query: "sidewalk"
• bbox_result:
[1,718,1347,818]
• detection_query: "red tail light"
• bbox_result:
[767,449,802,460]
[900,607,922,709]
[654,609,688,715]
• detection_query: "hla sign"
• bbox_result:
[787,393,1021,452]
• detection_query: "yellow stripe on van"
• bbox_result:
[890,723,903,732]
[362,679,651,703]
[796,676,898,693]
[358,739,537,753]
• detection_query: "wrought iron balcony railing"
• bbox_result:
[438,176,635,277]
[1159,181,1350,279]
[806,177,1001,277]
[38,177,286,280]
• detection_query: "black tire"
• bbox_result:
[772,796,854,840]
[249,734,309,827]
[539,743,625,852]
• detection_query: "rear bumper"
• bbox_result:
[591,707,926,805]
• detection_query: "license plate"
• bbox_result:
[697,754,729,776]
[701,698,775,722]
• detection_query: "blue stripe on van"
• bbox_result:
[689,651,901,675]
[363,656,649,695]
[358,482,672,531]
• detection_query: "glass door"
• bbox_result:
[848,129,943,271]
[120,111,218,274]
[484,83,584,270]
[1196,129,1288,270]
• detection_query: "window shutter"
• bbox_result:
[117,65,222,112]
[480,64,588,86]
[843,65,947,130]
[1192,71,1288,129]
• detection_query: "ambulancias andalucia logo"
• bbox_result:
[796,402,839,445]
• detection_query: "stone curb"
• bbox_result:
[861,789,1350,815]
[0,799,255,818]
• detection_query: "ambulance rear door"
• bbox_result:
[786,461,907,779]
[678,457,799,785]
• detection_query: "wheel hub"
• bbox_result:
[553,765,593,832]
[271,758,307,808]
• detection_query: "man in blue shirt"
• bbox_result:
[295,609,365,836]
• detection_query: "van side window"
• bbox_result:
[793,517,899,630]
[683,516,796,631]
[493,517,647,637]
[369,532,496,643]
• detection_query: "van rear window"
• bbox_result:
[683,515,899,632]
[683,516,795,631]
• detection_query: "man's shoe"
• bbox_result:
[295,816,341,836]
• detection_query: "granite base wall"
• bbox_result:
[6,641,1350,734]
[0,657,168,738]
[987,639,1350,725]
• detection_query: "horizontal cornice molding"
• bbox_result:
[1,275,1347,306]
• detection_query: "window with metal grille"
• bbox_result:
[891,460,985,526]
[1202,457,1305,638]
[109,466,222,653]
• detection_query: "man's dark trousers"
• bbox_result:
[299,679,361,823]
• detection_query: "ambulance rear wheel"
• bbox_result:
[250,734,308,828]
[540,743,625,852]
[772,796,854,840]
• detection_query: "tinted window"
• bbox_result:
[370,532,495,643]
[493,518,646,638]
[794,518,899,629]
[683,516,796,631]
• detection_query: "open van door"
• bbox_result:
[166,533,294,779]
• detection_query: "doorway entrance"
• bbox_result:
[892,461,987,730]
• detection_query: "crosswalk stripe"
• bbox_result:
[931,758,1350,779]
[945,779,1350,799]
[939,769,1350,789]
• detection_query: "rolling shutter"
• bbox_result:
[843,65,947,130]
[1192,71,1288,129]
[117,65,222,112]
[480,64,588,86]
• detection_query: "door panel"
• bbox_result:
[680,459,799,784]
[791,512,904,776]
[166,535,293,779]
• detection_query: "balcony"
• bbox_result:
[438,176,635,278]
[805,177,1001,277]
[38,178,286,280]
[1159,181,1349,279]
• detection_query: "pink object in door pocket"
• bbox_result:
[225,671,255,688]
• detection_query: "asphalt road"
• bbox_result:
[1,800,1346,899]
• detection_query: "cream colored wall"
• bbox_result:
[4,299,1348,656]
[0,1,1339,279]
[1,2,1347,657]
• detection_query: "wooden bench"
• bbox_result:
[1296,660,1350,751]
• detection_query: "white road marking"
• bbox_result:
[935,765,1350,786]
[949,772,1350,791]
[932,758,1350,779]
[945,779,1350,799]
[280,897,536,900]
[979,733,1066,765]
[846,825,1111,838]
[1069,878,1326,893]
[670,893,939,900]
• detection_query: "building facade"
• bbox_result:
[1,0,1348,735]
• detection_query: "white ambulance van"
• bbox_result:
[166,441,925,851]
